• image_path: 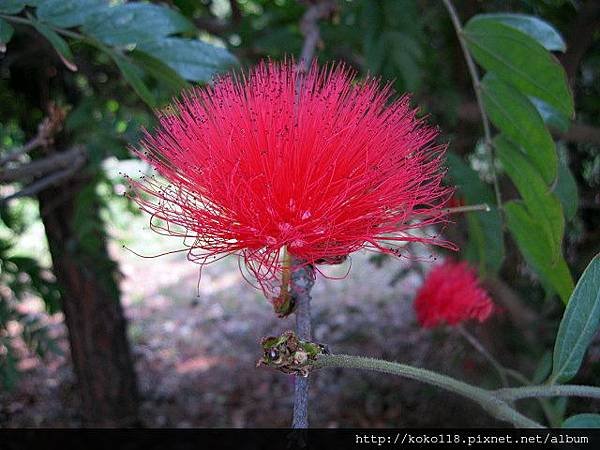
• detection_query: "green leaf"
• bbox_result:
[364,35,386,75]
[495,135,563,261]
[464,207,504,275]
[505,200,573,303]
[36,0,109,28]
[82,3,195,46]
[481,74,557,184]
[0,204,16,228]
[138,38,237,82]
[471,14,566,52]
[30,19,77,71]
[463,18,574,118]
[532,351,553,384]
[129,50,190,93]
[553,159,579,221]
[385,31,423,92]
[550,254,600,383]
[109,52,156,108]
[0,17,14,50]
[562,414,600,428]
[553,397,568,420]
[445,153,504,274]
[446,153,495,204]
[529,97,570,133]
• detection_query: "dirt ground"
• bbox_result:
[1,228,505,427]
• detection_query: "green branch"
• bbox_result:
[315,354,543,428]
[496,385,600,401]
[260,330,600,428]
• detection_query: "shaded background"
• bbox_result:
[0,0,599,427]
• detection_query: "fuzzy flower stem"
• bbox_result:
[442,0,503,210]
[496,385,600,401]
[291,259,315,428]
[315,354,544,428]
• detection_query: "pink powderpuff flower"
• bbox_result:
[128,60,455,296]
[414,260,494,328]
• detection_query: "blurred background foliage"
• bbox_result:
[0,0,598,427]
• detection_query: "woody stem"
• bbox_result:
[290,0,332,429]
[291,258,315,428]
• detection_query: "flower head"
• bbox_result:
[129,61,454,294]
[414,260,494,328]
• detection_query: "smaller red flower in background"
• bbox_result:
[414,260,494,328]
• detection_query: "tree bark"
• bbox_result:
[4,32,141,426]
[291,259,314,428]
[38,179,140,426]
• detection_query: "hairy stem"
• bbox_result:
[442,0,502,209]
[291,259,315,428]
[496,384,600,401]
[504,369,561,427]
[315,354,544,428]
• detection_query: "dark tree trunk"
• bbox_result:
[4,31,141,426]
[38,179,140,426]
